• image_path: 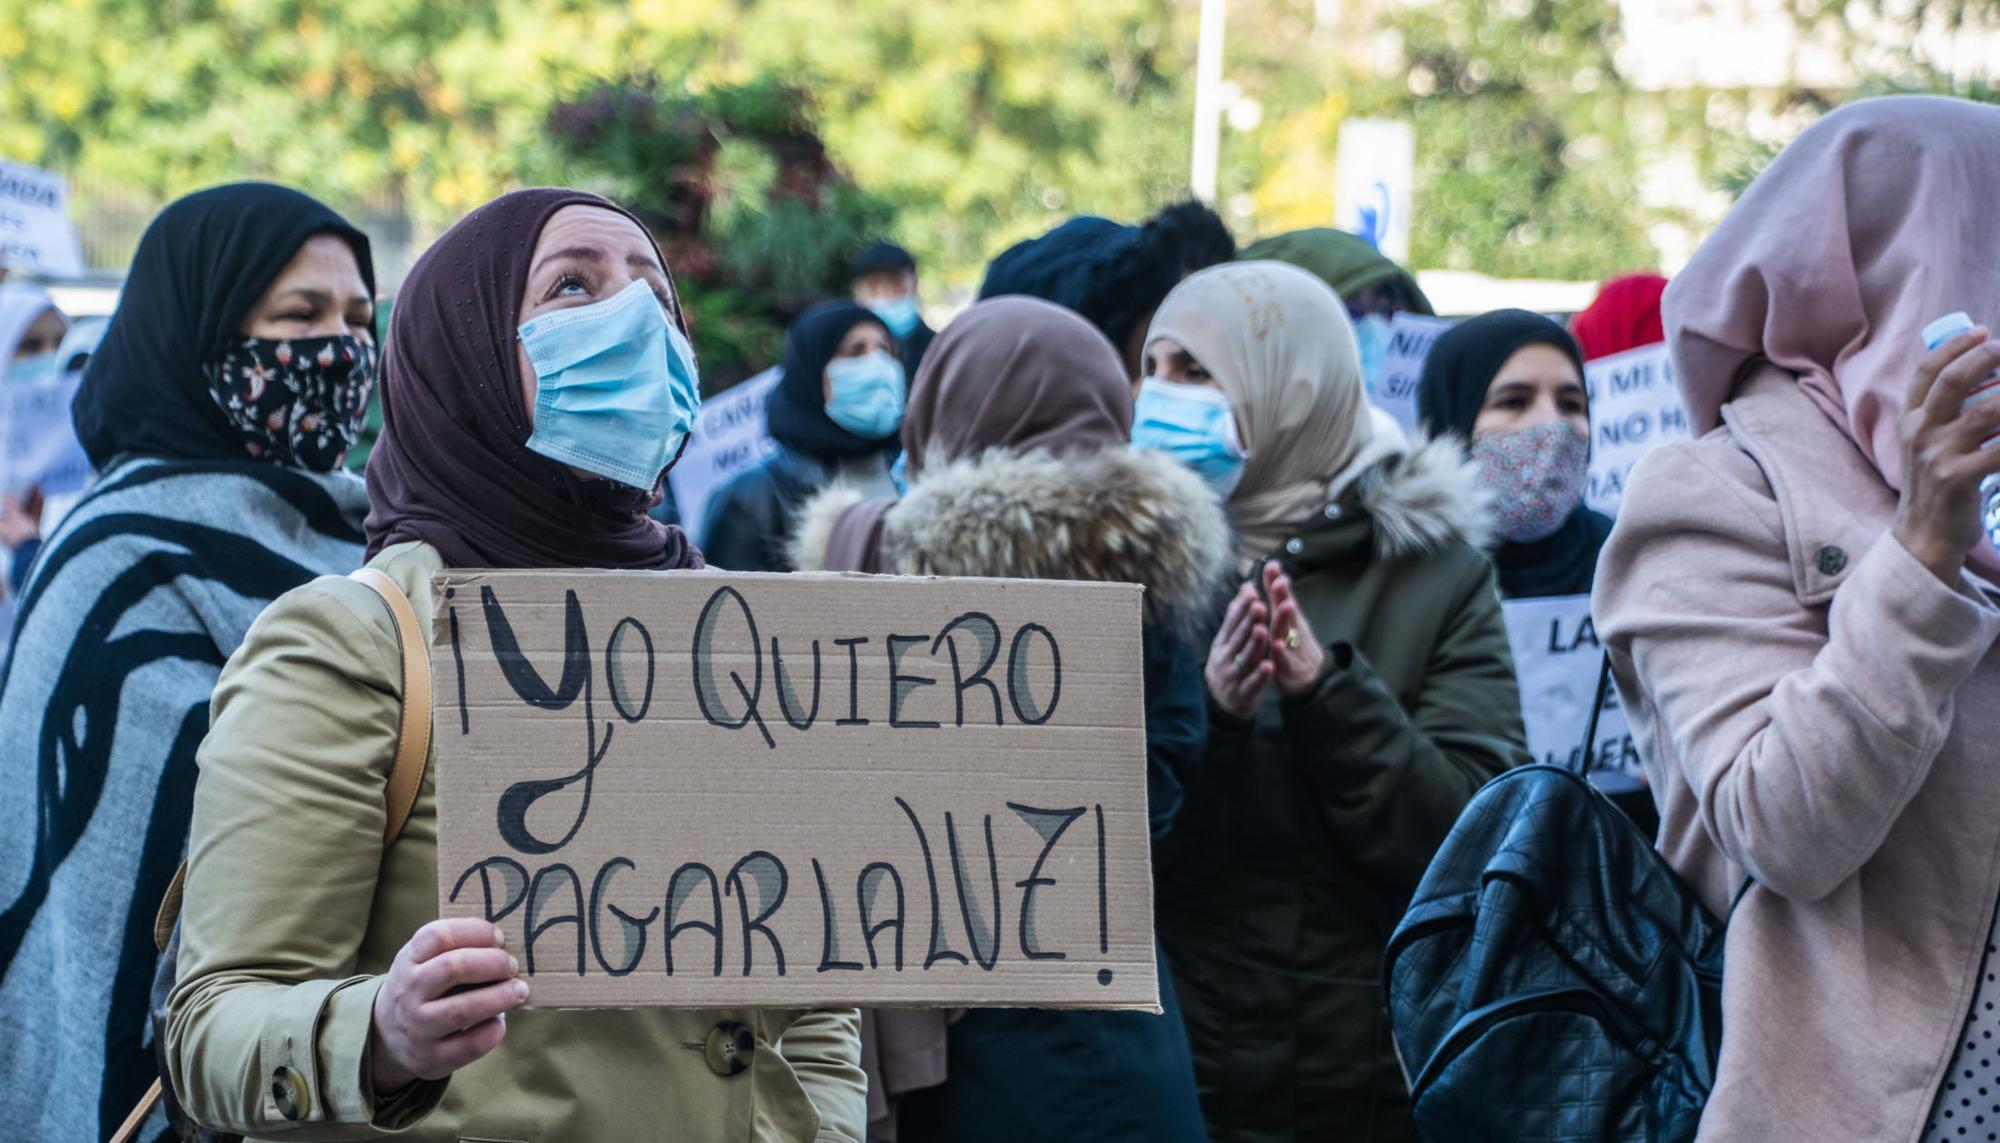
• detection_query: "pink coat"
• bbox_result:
[1594,367,2000,1142]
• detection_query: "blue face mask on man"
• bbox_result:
[867,294,922,340]
[824,350,906,439]
[517,279,702,490]
[1131,376,1246,495]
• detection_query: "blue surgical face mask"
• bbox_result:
[1132,376,1245,495]
[867,294,922,339]
[825,350,906,439]
[1352,314,1392,397]
[518,279,702,490]
[7,351,58,387]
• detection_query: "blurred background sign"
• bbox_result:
[1334,119,1414,263]
[0,162,85,279]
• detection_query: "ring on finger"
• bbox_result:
[1284,628,1299,649]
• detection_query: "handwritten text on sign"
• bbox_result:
[1583,343,1692,517]
[1500,592,1637,772]
[1373,312,1456,433]
[431,570,1158,1011]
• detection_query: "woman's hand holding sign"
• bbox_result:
[369,919,527,1096]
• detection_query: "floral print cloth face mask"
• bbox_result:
[1471,418,1590,543]
[204,334,377,471]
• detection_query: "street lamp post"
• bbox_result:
[1190,0,1227,202]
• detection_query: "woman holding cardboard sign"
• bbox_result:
[792,295,1230,1142]
[1144,261,1528,1143]
[164,189,865,1141]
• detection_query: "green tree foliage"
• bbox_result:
[548,78,895,387]
[1363,0,1659,278]
[6,0,1845,294]
[0,0,1195,292]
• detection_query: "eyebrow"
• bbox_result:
[272,287,371,309]
[531,245,667,277]
[1490,376,1582,391]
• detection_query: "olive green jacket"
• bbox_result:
[166,540,866,1142]
[1155,438,1528,1143]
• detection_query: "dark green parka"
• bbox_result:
[1155,435,1529,1143]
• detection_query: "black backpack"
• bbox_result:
[1382,663,1734,1142]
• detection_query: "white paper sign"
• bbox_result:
[1583,342,1691,517]
[0,163,85,279]
[1500,592,1638,772]
[667,367,780,542]
[1333,119,1415,263]
[0,371,92,497]
[1373,312,1454,432]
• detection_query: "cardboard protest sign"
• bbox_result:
[0,372,92,496]
[1583,343,1691,517]
[667,368,780,542]
[0,162,85,278]
[1373,312,1454,432]
[432,568,1159,1011]
[1500,593,1637,773]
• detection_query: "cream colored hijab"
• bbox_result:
[1146,260,1386,559]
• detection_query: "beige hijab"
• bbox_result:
[1147,260,1386,558]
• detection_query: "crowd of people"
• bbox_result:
[0,92,1996,1143]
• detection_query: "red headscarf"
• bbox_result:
[365,188,702,570]
[1569,273,1668,362]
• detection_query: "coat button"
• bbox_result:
[1815,545,1847,576]
[270,1066,309,1121]
[706,1021,754,1076]
[1285,537,1304,555]
[1323,504,1343,520]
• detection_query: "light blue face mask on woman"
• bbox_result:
[1131,376,1246,494]
[517,279,702,490]
[1352,313,1393,397]
[825,350,907,439]
[6,351,59,387]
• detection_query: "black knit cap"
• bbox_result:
[849,239,917,281]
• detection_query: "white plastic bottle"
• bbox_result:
[1921,311,2000,550]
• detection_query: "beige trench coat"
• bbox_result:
[1594,367,2000,1142]
[166,540,866,1142]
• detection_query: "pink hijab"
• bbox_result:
[1667,97,2000,504]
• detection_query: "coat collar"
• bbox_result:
[1717,365,1897,607]
[1281,432,1492,569]
[793,444,1234,628]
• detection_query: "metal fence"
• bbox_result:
[63,173,426,294]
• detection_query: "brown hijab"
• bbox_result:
[364,188,701,569]
[820,296,1131,572]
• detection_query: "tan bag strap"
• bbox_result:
[349,566,434,845]
[109,1078,163,1143]
[151,567,433,952]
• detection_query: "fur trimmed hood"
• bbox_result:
[792,445,1234,626]
[1347,430,1494,560]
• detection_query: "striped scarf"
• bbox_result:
[0,456,366,1140]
